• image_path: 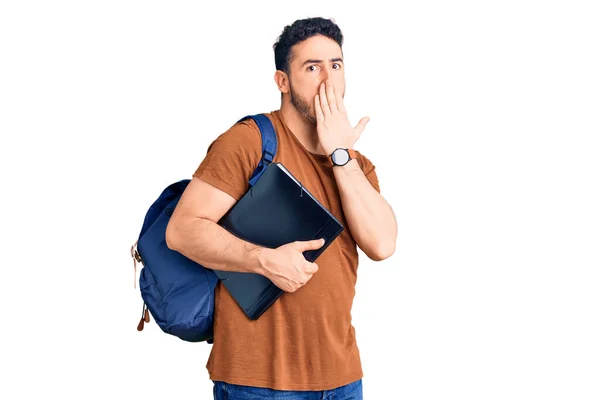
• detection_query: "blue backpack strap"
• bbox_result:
[237,114,278,187]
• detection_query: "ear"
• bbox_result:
[274,70,289,94]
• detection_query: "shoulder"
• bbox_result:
[207,112,280,155]
[192,114,274,201]
[208,117,262,152]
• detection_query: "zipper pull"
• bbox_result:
[137,317,145,331]
[137,302,149,331]
[144,304,150,323]
[130,241,142,289]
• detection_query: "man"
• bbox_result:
[166,17,397,399]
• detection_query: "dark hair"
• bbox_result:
[273,17,344,74]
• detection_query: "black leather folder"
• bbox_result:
[215,162,344,320]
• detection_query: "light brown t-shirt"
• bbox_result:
[193,109,380,391]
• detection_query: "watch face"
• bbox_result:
[332,149,349,165]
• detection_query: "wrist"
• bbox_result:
[324,144,353,156]
[251,246,272,277]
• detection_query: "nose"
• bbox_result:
[322,66,332,82]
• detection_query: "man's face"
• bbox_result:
[287,35,346,126]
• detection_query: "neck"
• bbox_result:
[279,98,326,155]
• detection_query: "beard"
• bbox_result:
[289,82,317,126]
[289,82,345,127]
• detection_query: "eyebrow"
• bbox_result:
[301,58,344,66]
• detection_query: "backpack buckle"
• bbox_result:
[263,149,275,164]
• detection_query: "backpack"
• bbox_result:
[130,114,278,343]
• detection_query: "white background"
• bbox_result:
[1,1,599,399]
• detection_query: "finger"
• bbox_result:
[354,116,370,136]
[334,84,345,113]
[319,82,330,115]
[305,262,319,274]
[314,94,324,122]
[325,79,337,112]
[297,238,325,251]
[287,285,298,293]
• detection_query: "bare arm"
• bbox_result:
[165,176,324,292]
[165,177,265,273]
[333,160,397,261]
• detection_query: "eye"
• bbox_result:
[332,63,342,70]
[307,65,319,72]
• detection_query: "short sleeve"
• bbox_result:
[355,151,380,193]
[193,120,262,201]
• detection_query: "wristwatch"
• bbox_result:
[329,148,357,167]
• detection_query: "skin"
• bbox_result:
[166,34,397,293]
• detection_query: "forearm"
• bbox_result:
[333,159,397,260]
[166,217,267,274]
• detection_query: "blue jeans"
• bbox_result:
[213,379,363,399]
